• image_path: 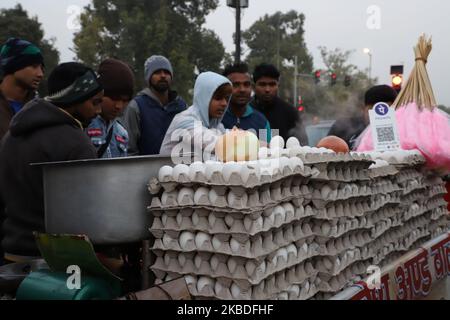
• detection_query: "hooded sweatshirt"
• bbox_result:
[0,99,97,257]
[160,72,231,157]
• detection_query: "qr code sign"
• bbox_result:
[376,126,395,143]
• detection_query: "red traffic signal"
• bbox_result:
[314,70,321,84]
[330,73,337,86]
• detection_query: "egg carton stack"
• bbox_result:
[148,138,327,300]
[311,151,450,300]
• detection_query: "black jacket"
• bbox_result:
[328,114,367,150]
[250,96,309,146]
[0,99,97,256]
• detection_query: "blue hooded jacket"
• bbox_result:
[160,72,231,156]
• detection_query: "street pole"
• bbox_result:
[293,55,298,107]
[235,0,241,64]
[368,52,372,81]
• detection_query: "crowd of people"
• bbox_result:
[0,36,397,281]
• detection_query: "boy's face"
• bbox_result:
[72,91,104,126]
[254,76,279,104]
[101,95,130,121]
[209,84,232,119]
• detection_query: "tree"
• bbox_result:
[0,4,60,96]
[300,47,377,120]
[73,0,226,101]
[242,10,314,100]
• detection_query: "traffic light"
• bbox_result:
[297,96,305,112]
[344,75,352,87]
[391,74,403,93]
[390,65,404,93]
[330,73,337,86]
[314,70,321,84]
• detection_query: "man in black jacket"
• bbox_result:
[0,62,102,263]
[250,63,308,145]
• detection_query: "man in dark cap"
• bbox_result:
[0,62,102,263]
[328,85,398,150]
[0,38,44,140]
[87,58,135,158]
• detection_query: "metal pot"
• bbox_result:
[36,156,173,245]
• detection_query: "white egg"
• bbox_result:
[158,166,174,182]
[197,276,214,293]
[276,248,288,265]
[191,211,200,226]
[161,191,178,207]
[194,187,210,205]
[184,275,197,287]
[178,254,186,267]
[164,253,171,266]
[230,238,241,254]
[222,162,241,183]
[227,257,238,274]
[205,161,223,181]
[286,137,301,149]
[230,283,242,299]
[195,232,211,249]
[225,215,234,228]
[179,231,195,250]
[286,244,298,258]
[244,216,253,232]
[212,236,223,251]
[162,233,173,248]
[177,187,194,206]
[210,255,220,271]
[173,164,190,183]
[194,254,202,269]
[215,281,226,295]
[289,156,304,172]
[270,136,285,149]
[189,162,206,181]
[245,260,257,276]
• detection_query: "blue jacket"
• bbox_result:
[222,105,272,143]
[86,116,129,158]
[122,88,187,156]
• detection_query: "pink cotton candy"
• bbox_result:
[357,103,450,172]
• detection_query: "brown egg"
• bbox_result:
[317,136,350,153]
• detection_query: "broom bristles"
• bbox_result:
[392,34,437,111]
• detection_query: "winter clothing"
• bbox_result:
[250,96,308,145]
[144,55,173,84]
[0,99,97,256]
[45,69,103,107]
[0,38,44,75]
[222,105,272,142]
[328,114,367,151]
[0,90,35,141]
[160,72,231,157]
[98,59,135,99]
[122,88,187,156]
[87,116,129,158]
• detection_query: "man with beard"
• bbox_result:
[221,63,271,143]
[250,63,309,145]
[0,38,44,140]
[122,55,187,155]
[0,62,102,263]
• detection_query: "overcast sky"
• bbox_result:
[2,0,450,105]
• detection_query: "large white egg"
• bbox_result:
[158,166,174,182]
[172,164,190,183]
[212,236,223,251]
[227,257,238,274]
[177,187,194,206]
[194,187,210,205]
[195,232,211,249]
[197,276,214,293]
[230,238,241,254]
[230,283,242,299]
[286,137,301,149]
[270,136,285,150]
[179,231,195,250]
[222,162,240,183]
[189,162,207,182]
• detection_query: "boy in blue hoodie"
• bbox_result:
[160,72,232,160]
